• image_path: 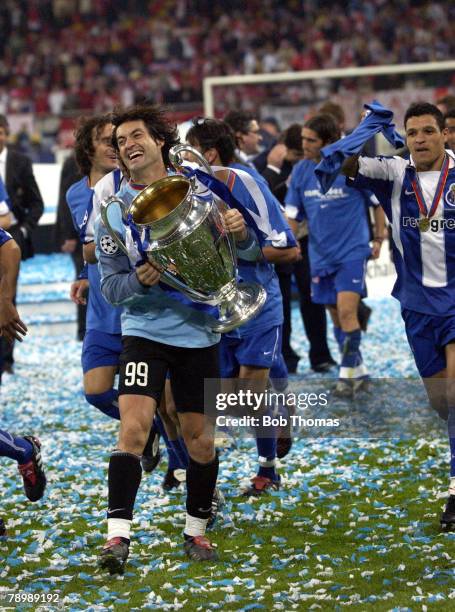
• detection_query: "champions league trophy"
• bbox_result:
[100,144,266,332]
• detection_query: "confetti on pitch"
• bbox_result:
[1,255,454,609]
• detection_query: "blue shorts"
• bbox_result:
[402,309,455,377]
[311,258,367,305]
[220,325,282,377]
[81,329,122,374]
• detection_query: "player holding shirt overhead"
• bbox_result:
[0,228,46,535]
[341,102,455,527]
[285,114,384,396]
[186,118,299,495]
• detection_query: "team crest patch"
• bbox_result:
[446,184,455,207]
[100,234,119,255]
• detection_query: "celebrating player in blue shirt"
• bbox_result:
[342,102,455,528]
[285,113,384,396]
[66,116,123,418]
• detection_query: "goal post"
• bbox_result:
[203,60,455,121]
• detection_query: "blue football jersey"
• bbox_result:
[224,166,296,335]
[285,159,373,275]
[66,177,122,334]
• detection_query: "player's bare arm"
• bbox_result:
[262,245,300,264]
[0,239,28,342]
[83,242,97,263]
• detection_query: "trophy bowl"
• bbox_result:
[100,146,266,332]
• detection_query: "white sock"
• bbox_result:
[107,518,131,541]
[184,514,208,537]
[448,477,455,496]
[259,455,276,468]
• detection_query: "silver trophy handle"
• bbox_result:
[169,144,237,274]
[100,195,129,256]
[169,143,215,176]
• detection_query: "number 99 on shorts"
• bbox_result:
[123,361,149,387]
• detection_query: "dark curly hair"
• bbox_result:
[186,118,237,166]
[73,114,113,176]
[111,104,179,167]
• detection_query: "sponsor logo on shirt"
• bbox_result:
[304,187,347,199]
[402,216,455,232]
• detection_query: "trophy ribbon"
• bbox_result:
[411,154,449,233]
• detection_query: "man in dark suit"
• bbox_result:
[0,115,44,260]
[0,114,44,373]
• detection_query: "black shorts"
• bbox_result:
[118,335,220,414]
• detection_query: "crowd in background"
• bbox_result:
[0,0,454,117]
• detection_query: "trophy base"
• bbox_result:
[211,282,267,333]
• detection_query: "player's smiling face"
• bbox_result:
[405,114,448,171]
[302,127,324,162]
[92,123,117,174]
[115,120,164,182]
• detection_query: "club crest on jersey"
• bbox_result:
[100,234,119,255]
[445,184,455,207]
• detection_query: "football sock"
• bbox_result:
[333,326,345,353]
[184,515,209,538]
[341,329,361,367]
[107,520,131,542]
[339,329,366,379]
[255,412,278,480]
[0,430,33,463]
[186,454,219,526]
[85,389,120,420]
[107,451,141,541]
